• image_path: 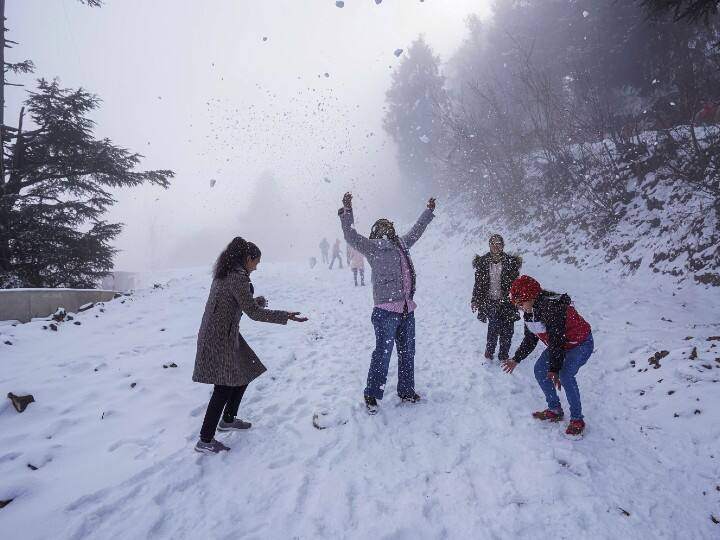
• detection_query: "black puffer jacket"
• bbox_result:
[471,252,522,323]
[513,291,592,372]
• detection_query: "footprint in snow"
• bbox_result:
[312,407,351,430]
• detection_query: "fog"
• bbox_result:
[5,0,489,270]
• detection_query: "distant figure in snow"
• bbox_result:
[348,245,366,286]
[192,237,308,455]
[309,256,317,269]
[470,234,521,362]
[319,237,330,265]
[338,191,436,414]
[329,238,343,269]
[501,275,593,436]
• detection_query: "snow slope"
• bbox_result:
[1,212,719,539]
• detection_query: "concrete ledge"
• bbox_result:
[0,289,117,323]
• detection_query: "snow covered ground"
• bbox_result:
[1,213,719,539]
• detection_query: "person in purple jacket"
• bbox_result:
[338,192,436,414]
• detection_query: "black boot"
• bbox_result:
[398,391,421,403]
[364,394,379,415]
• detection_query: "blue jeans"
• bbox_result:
[486,301,514,360]
[365,307,416,400]
[533,333,594,420]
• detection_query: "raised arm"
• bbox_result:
[337,192,375,256]
[401,197,436,249]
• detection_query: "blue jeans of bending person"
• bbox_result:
[486,300,514,360]
[365,307,416,400]
[533,333,594,420]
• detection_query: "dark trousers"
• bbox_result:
[199,384,248,442]
[365,308,416,399]
[352,268,365,285]
[486,301,514,360]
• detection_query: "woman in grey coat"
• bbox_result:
[193,237,307,454]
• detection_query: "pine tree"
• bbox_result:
[0,2,173,287]
[383,36,448,192]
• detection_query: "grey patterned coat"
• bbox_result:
[193,268,289,387]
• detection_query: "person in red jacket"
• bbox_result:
[501,275,593,436]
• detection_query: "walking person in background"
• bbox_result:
[329,238,343,269]
[501,275,593,436]
[338,192,436,414]
[470,234,521,362]
[319,237,330,265]
[192,237,308,454]
[348,245,366,286]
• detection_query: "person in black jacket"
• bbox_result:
[501,275,593,436]
[470,234,521,361]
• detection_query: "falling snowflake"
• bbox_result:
[336,1,344,7]
[394,48,403,57]
[582,10,589,18]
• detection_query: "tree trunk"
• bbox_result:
[0,107,23,274]
[0,0,8,273]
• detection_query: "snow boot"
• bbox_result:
[217,418,252,431]
[364,395,379,415]
[194,439,231,455]
[532,409,564,422]
[398,391,422,403]
[565,419,585,436]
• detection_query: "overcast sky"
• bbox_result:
[5,0,490,270]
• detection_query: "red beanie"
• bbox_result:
[510,275,542,304]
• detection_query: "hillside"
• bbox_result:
[1,209,719,539]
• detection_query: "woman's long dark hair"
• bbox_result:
[213,237,262,279]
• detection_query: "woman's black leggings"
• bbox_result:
[199,384,248,442]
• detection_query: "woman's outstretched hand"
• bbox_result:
[288,312,308,323]
[427,197,436,211]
